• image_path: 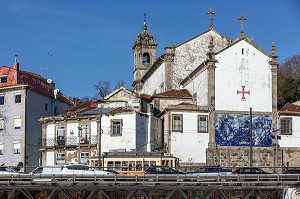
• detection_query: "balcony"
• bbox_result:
[41,135,98,148]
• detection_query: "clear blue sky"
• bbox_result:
[0,0,299,98]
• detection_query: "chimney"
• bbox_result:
[13,55,19,70]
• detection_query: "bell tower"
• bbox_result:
[132,11,157,94]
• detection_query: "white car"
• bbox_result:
[0,166,20,175]
[60,164,113,175]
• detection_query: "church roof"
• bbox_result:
[279,103,300,116]
[216,36,269,57]
[152,89,192,99]
[174,28,230,49]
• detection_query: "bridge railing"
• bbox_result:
[1,173,300,186]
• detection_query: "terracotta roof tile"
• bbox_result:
[279,103,300,113]
[140,93,152,101]
[152,89,192,99]
[65,100,102,115]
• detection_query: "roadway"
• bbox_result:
[0,173,299,199]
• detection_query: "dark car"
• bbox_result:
[144,166,183,174]
[283,169,300,174]
[187,166,232,176]
[233,167,271,174]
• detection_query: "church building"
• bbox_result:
[132,10,279,167]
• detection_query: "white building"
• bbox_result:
[132,11,278,167]
[40,88,154,166]
[0,58,70,168]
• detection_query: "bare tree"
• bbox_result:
[94,80,125,99]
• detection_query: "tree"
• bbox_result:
[278,54,300,109]
[94,80,125,99]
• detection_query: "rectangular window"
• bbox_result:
[280,117,292,135]
[0,76,7,83]
[0,142,3,155]
[13,141,21,154]
[111,119,122,136]
[15,93,21,103]
[56,153,65,164]
[172,114,183,132]
[198,115,208,133]
[0,118,4,131]
[45,103,48,111]
[56,126,65,146]
[14,117,21,129]
[54,107,58,115]
[0,95,4,105]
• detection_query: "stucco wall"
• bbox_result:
[101,113,137,152]
[169,111,209,163]
[143,62,165,95]
[0,88,24,166]
[279,116,300,147]
[215,40,272,112]
[173,30,229,89]
[185,69,208,106]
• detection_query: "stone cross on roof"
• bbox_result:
[206,8,215,30]
[237,13,247,35]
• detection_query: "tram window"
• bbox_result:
[115,161,121,171]
[144,161,149,170]
[107,161,113,170]
[136,161,142,171]
[122,161,128,171]
[129,161,135,171]
[150,161,156,166]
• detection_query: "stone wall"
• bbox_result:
[206,146,281,172]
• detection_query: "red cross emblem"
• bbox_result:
[237,85,250,101]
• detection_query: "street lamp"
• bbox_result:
[77,126,83,164]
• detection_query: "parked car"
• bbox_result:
[60,164,114,175]
[187,166,232,175]
[0,166,20,175]
[283,169,300,174]
[144,166,183,174]
[30,166,62,175]
[233,167,271,174]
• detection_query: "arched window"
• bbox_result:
[142,52,150,63]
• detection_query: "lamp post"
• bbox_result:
[77,126,83,164]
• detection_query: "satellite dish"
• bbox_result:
[47,79,53,84]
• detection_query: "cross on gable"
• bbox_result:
[206,8,215,30]
[237,13,247,34]
[237,85,250,101]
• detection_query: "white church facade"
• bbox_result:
[132,11,279,167]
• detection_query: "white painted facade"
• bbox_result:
[101,112,153,153]
[215,40,272,112]
[278,115,300,147]
[168,111,209,163]
[184,69,208,106]
[143,62,165,95]
[42,110,154,165]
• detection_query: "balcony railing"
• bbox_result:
[42,135,98,147]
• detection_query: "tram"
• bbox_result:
[89,152,179,174]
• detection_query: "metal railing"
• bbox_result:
[1,173,300,186]
[41,135,98,147]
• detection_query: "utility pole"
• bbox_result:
[77,126,82,164]
[249,107,253,167]
[98,109,102,169]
